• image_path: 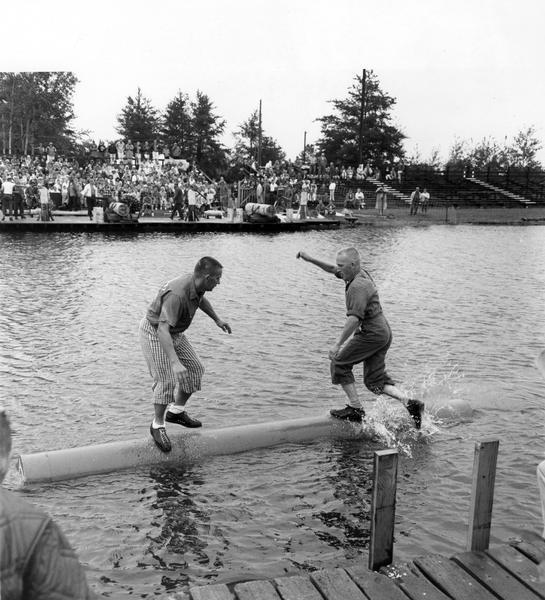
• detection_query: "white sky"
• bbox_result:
[3,0,545,163]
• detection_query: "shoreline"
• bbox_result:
[1,205,545,233]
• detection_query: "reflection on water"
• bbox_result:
[1,226,545,596]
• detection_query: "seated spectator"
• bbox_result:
[344,189,355,209]
[355,188,365,209]
[0,409,93,598]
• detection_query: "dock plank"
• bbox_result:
[452,550,541,600]
[233,580,280,600]
[487,544,545,599]
[190,583,234,600]
[274,575,323,600]
[310,568,368,600]
[414,554,497,600]
[346,565,407,600]
[383,562,451,600]
[511,533,545,563]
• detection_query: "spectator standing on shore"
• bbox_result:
[296,248,424,429]
[139,257,232,452]
[410,186,421,216]
[82,179,98,221]
[420,188,430,213]
[218,177,229,210]
[170,184,185,220]
[1,173,15,221]
[375,185,387,214]
[38,181,54,221]
[12,177,26,220]
[0,409,93,597]
[328,179,336,203]
[186,183,198,221]
[299,179,309,219]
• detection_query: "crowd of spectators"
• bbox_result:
[0,139,406,221]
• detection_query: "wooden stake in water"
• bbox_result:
[467,439,499,552]
[369,448,399,571]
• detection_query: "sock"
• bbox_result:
[169,404,185,414]
[152,418,164,429]
[347,401,363,410]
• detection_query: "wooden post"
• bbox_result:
[369,448,398,571]
[467,439,499,552]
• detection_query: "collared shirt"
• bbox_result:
[335,268,383,324]
[146,274,203,334]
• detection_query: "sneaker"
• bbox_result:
[165,410,202,428]
[406,399,424,429]
[330,405,365,423]
[150,423,172,452]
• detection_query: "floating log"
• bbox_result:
[17,414,375,485]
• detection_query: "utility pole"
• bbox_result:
[303,130,307,163]
[358,69,366,165]
[257,99,262,168]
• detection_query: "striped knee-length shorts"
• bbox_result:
[139,317,205,405]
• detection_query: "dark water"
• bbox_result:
[1,225,544,597]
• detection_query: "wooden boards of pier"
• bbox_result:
[185,532,545,600]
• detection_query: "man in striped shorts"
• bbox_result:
[140,256,232,452]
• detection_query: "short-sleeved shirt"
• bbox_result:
[146,274,203,334]
[335,268,383,326]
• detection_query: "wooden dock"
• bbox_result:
[0,214,342,233]
[184,441,545,599]
[186,532,545,599]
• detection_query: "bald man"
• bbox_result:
[296,248,424,428]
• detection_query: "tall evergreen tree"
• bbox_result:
[232,109,285,166]
[191,90,226,176]
[316,70,406,166]
[116,87,160,143]
[162,91,193,155]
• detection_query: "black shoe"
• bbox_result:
[406,399,424,429]
[330,405,365,423]
[165,410,202,428]
[150,424,172,452]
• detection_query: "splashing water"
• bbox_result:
[349,364,468,456]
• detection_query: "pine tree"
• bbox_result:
[232,110,285,166]
[162,91,193,156]
[191,90,227,176]
[316,70,406,166]
[116,87,160,143]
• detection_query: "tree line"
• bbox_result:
[0,71,542,177]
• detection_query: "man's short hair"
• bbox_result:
[337,247,360,264]
[194,256,223,276]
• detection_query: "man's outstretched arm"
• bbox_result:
[296,251,337,273]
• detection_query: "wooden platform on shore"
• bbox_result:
[0,214,342,233]
[186,532,545,600]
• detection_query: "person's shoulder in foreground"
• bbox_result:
[0,409,94,599]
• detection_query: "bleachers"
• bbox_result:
[326,166,545,208]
